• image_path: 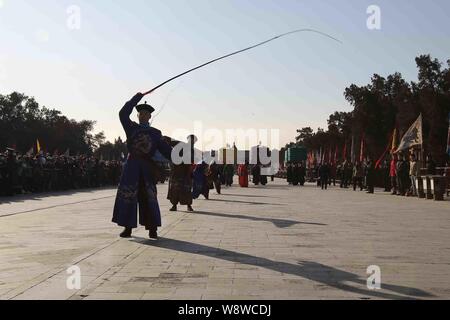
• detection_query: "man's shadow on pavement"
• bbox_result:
[219,193,277,199]
[192,210,326,228]
[132,237,433,300]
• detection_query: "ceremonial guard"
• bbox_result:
[192,161,210,199]
[238,163,249,188]
[292,164,300,186]
[298,162,306,186]
[167,135,197,212]
[112,93,172,239]
[252,164,261,185]
[319,162,330,190]
[207,161,222,194]
[223,164,234,187]
[286,163,293,185]
[365,158,375,194]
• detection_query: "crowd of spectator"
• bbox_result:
[0,148,123,197]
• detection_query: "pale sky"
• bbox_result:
[1,0,449,150]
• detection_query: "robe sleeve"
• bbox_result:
[156,135,173,161]
[119,96,141,136]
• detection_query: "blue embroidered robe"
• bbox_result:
[112,97,172,229]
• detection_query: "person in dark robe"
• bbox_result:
[286,164,293,185]
[238,163,249,188]
[319,162,330,190]
[112,93,172,239]
[365,158,375,194]
[381,159,391,192]
[426,154,436,175]
[329,162,337,186]
[167,135,197,212]
[362,160,368,190]
[252,164,261,185]
[167,163,194,211]
[223,164,234,186]
[192,161,209,200]
[397,154,409,196]
[257,164,268,186]
[345,161,353,188]
[340,160,350,188]
[207,161,221,194]
[260,172,268,186]
[218,164,226,185]
[5,148,17,196]
[291,164,300,186]
[352,162,364,191]
[298,162,306,186]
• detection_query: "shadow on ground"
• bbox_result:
[0,188,116,217]
[132,237,433,300]
[192,210,326,228]
[0,187,116,205]
[200,198,285,206]
[220,193,277,199]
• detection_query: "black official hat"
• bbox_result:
[136,101,155,114]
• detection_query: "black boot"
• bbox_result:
[187,205,194,212]
[120,227,132,238]
[149,228,158,239]
[169,205,177,212]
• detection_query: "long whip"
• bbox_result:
[143,28,342,97]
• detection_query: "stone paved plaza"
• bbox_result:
[0,180,449,300]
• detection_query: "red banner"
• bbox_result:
[375,129,396,169]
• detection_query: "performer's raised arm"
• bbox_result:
[119,93,143,134]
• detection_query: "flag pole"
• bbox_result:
[419,113,424,168]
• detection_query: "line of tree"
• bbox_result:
[0,92,126,159]
[289,55,450,165]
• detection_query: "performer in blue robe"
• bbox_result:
[192,161,209,200]
[112,93,172,239]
